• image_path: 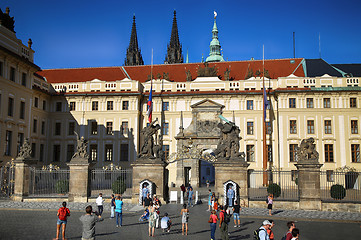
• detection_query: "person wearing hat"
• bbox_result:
[258,220,272,240]
[160,212,172,232]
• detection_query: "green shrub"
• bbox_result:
[55,180,69,194]
[267,183,281,198]
[112,180,126,194]
[330,184,346,200]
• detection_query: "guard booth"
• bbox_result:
[139,179,154,205]
[223,180,238,205]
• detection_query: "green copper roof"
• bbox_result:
[206,16,224,63]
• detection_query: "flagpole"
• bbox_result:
[262,45,268,186]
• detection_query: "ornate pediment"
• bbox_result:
[191,99,224,109]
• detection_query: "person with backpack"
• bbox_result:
[219,205,229,240]
[55,201,70,240]
[282,221,296,240]
[208,210,218,240]
[254,220,272,240]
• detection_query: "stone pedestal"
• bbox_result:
[132,158,167,204]
[12,158,34,201]
[295,162,323,210]
[67,158,90,202]
[213,159,249,206]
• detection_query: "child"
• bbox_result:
[160,212,172,232]
[110,194,115,218]
[55,201,70,240]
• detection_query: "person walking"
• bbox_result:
[79,205,100,240]
[54,201,70,240]
[110,194,115,219]
[207,189,212,211]
[266,220,275,240]
[219,205,229,240]
[232,200,241,227]
[148,202,156,237]
[181,203,189,235]
[208,210,218,240]
[283,221,296,240]
[291,228,300,240]
[267,193,274,216]
[115,195,123,227]
[96,193,104,219]
[257,220,272,240]
[187,187,194,208]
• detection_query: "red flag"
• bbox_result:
[146,85,152,122]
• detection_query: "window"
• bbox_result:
[162,102,169,111]
[163,122,169,135]
[55,122,61,135]
[289,144,298,162]
[289,98,296,108]
[290,120,297,134]
[324,120,332,134]
[56,102,62,112]
[106,122,113,135]
[34,97,38,107]
[39,144,44,162]
[307,120,315,134]
[107,101,113,110]
[17,133,24,154]
[121,121,128,135]
[41,121,45,135]
[105,144,113,161]
[53,144,61,162]
[69,102,76,111]
[267,145,272,162]
[350,98,357,108]
[306,98,314,108]
[326,170,334,182]
[0,61,3,76]
[90,144,97,162]
[92,101,98,111]
[5,131,12,155]
[68,122,75,135]
[20,101,25,119]
[266,122,272,134]
[8,97,14,117]
[91,121,98,135]
[21,73,27,87]
[31,143,36,158]
[120,144,129,161]
[122,101,129,110]
[351,144,360,163]
[323,98,331,108]
[42,100,46,111]
[246,145,255,162]
[33,119,37,133]
[246,100,253,110]
[66,144,74,162]
[351,120,358,134]
[247,122,254,135]
[10,67,15,81]
[324,144,334,162]
[162,145,169,160]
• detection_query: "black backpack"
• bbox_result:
[253,228,266,240]
[266,197,269,204]
[223,211,231,224]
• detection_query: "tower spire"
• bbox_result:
[124,15,144,66]
[164,10,183,64]
[206,11,224,63]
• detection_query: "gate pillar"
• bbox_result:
[12,159,32,201]
[67,158,90,202]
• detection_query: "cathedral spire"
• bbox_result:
[206,11,224,63]
[164,10,183,64]
[124,15,144,66]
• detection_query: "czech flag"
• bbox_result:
[263,87,270,121]
[147,85,153,122]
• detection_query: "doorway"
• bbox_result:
[184,167,191,187]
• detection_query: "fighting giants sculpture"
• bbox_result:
[138,118,164,160]
[296,137,319,162]
[72,132,89,160]
[17,138,32,160]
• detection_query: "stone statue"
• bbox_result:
[17,138,32,159]
[214,121,243,160]
[224,68,231,81]
[185,70,192,81]
[296,137,319,162]
[72,132,89,160]
[138,119,161,159]
[197,62,218,77]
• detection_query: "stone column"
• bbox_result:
[67,158,90,202]
[213,160,249,206]
[295,162,323,210]
[12,159,32,201]
[131,159,167,204]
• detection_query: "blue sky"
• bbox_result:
[2,0,361,69]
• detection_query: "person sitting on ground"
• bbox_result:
[139,208,150,222]
[291,228,300,240]
[284,221,296,240]
[160,212,172,232]
[258,220,272,240]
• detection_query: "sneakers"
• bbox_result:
[234,225,237,228]
[116,225,119,227]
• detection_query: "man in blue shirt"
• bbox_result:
[227,186,235,207]
[142,185,149,207]
[188,187,194,207]
[115,196,123,227]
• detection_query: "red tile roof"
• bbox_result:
[37,58,305,84]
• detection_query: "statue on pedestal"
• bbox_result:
[138,119,162,159]
[296,137,319,162]
[71,132,89,160]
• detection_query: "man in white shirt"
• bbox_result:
[96,193,104,219]
[258,220,272,240]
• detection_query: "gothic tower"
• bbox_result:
[164,10,183,64]
[124,16,144,66]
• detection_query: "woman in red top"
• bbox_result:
[208,210,218,240]
[55,201,70,240]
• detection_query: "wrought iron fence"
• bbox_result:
[248,170,299,201]
[29,168,70,196]
[0,163,15,198]
[320,171,361,203]
[90,169,132,197]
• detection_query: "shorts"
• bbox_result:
[57,219,67,225]
[233,213,240,221]
[267,204,273,210]
[149,219,156,228]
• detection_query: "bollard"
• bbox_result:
[195,191,199,204]
[180,191,184,204]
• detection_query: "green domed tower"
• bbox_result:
[206,11,224,63]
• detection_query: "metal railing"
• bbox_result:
[29,168,70,196]
[320,171,361,203]
[0,165,15,198]
[248,170,299,201]
[90,169,132,197]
